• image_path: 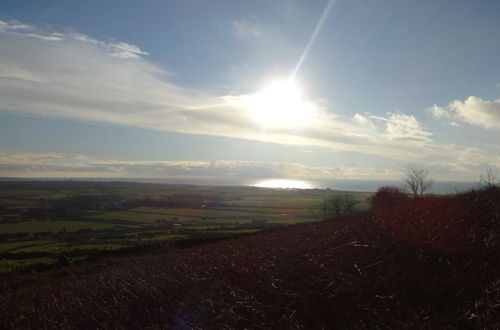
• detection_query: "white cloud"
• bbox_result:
[352,113,376,129]
[107,41,149,59]
[3,21,31,31]
[23,33,64,41]
[427,104,450,118]
[371,113,432,142]
[430,96,500,129]
[352,113,368,124]
[0,19,249,138]
[0,20,31,32]
[385,113,432,142]
[449,96,500,129]
[1,19,486,168]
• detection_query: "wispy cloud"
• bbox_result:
[0,19,494,171]
[352,113,372,126]
[231,19,263,39]
[106,41,149,59]
[427,104,451,119]
[0,19,252,135]
[0,20,32,32]
[373,113,432,142]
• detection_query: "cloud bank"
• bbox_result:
[1,151,497,182]
[0,152,400,180]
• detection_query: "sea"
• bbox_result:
[0,177,477,194]
[136,178,477,194]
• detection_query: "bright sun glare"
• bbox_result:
[246,80,316,128]
[255,179,311,189]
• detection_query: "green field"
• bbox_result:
[10,243,126,254]
[89,211,165,223]
[0,257,57,273]
[0,240,52,253]
[0,220,129,234]
[0,181,371,273]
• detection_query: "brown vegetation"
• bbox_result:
[1,194,500,329]
[372,185,500,251]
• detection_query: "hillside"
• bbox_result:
[0,182,372,274]
[1,213,499,329]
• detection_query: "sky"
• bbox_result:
[1,0,500,183]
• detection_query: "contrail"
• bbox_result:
[290,0,335,81]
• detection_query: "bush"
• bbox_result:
[372,185,500,251]
[370,186,408,211]
[456,185,500,247]
[457,186,500,226]
[319,194,360,219]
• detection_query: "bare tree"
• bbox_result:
[320,197,330,219]
[330,195,344,217]
[341,194,359,214]
[319,194,359,219]
[479,168,498,188]
[402,167,435,197]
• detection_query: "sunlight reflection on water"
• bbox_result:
[254,179,312,189]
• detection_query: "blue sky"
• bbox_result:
[1,0,500,182]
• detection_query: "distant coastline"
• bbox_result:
[0,177,478,194]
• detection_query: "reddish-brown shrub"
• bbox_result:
[456,186,500,227]
[456,185,500,247]
[370,186,408,211]
[372,186,500,251]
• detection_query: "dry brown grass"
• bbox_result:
[1,213,499,329]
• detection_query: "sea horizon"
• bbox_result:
[0,177,479,194]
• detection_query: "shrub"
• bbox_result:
[372,185,500,251]
[456,185,500,247]
[370,186,408,211]
[457,186,500,225]
[319,194,360,219]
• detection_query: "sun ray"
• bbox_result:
[291,0,335,81]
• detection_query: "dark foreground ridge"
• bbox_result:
[1,215,499,329]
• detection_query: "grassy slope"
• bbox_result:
[1,215,498,329]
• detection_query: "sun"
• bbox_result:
[245,79,316,128]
